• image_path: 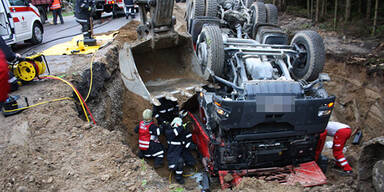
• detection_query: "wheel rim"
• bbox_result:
[197,41,208,73]
[34,26,42,42]
[294,43,308,70]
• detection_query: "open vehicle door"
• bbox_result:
[0,0,15,43]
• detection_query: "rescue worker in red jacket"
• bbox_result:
[134,109,164,168]
[165,117,196,184]
[50,0,64,25]
[316,121,353,174]
[0,36,23,113]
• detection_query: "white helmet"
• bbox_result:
[171,117,183,127]
[142,109,153,121]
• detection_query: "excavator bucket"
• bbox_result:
[119,32,204,105]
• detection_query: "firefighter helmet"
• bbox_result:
[171,117,182,127]
[143,109,153,121]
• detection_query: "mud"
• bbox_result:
[0,3,384,192]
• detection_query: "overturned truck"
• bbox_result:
[185,0,335,189]
[119,0,335,190]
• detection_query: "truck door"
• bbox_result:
[0,0,13,42]
[8,0,35,40]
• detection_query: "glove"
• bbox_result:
[15,53,25,62]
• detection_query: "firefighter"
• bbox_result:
[153,97,179,127]
[316,121,353,175]
[124,0,136,19]
[0,36,23,114]
[75,0,96,45]
[134,109,164,168]
[165,117,196,184]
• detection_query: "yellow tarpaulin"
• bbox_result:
[42,32,118,55]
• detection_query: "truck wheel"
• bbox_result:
[291,30,325,81]
[93,12,102,19]
[196,25,224,80]
[205,0,218,17]
[187,0,205,32]
[30,22,43,45]
[245,0,255,8]
[250,2,266,39]
[265,4,278,24]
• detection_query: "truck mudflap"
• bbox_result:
[218,161,327,189]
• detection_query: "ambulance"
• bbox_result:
[0,0,44,45]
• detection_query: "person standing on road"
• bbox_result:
[50,0,64,25]
[75,0,96,44]
[134,109,164,168]
[315,121,353,175]
[124,0,136,19]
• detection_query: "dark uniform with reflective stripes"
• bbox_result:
[124,0,135,19]
[135,122,164,167]
[165,124,196,184]
[75,0,93,40]
[153,98,179,126]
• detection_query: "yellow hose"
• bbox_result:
[84,53,96,102]
[2,97,72,113]
[43,75,90,123]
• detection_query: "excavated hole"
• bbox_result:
[72,22,384,190]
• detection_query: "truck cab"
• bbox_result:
[0,0,44,45]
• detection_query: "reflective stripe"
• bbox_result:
[169,164,175,168]
[80,3,85,7]
[338,157,346,162]
[150,135,156,140]
[341,161,348,166]
[139,140,150,144]
[334,144,341,147]
[144,154,151,157]
[173,129,178,136]
[186,133,192,138]
[157,128,160,136]
[185,142,191,148]
[8,77,17,83]
[168,141,182,145]
[152,151,164,157]
[139,144,149,148]
[76,18,88,22]
[176,171,183,174]
[160,110,166,113]
[158,155,164,158]
[155,114,159,118]
[168,108,174,112]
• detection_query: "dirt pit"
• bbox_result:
[1,2,384,192]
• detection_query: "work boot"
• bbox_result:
[175,175,184,184]
[137,150,144,159]
[2,95,25,117]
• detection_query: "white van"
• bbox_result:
[0,0,44,45]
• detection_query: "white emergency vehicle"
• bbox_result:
[0,0,44,45]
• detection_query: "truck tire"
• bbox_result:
[205,0,218,17]
[245,0,255,8]
[196,25,224,80]
[250,2,267,26]
[93,11,102,19]
[187,0,206,32]
[30,22,43,45]
[265,4,278,24]
[291,30,325,81]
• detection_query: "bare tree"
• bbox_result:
[316,0,321,22]
[345,0,351,21]
[367,0,372,19]
[372,0,379,35]
[334,0,338,30]
[321,0,327,18]
[311,0,314,19]
[307,0,311,18]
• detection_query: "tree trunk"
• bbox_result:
[334,0,338,30]
[273,0,277,5]
[345,0,351,21]
[316,0,321,22]
[311,0,314,19]
[321,0,326,17]
[358,0,362,16]
[367,0,372,19]
[307,0,311,18]
[372,0,379,36]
